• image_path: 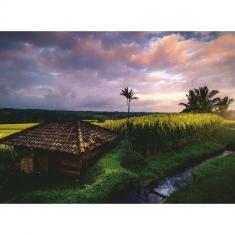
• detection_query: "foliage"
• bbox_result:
[11,141,138,203]
[0,144,15,164]
[0,123,37,164]
[179,86,234,113]
[0,123,37,138]
[0,171,80,203]
[0,108,149,124]
[120,87,138,120]
[98,113,223,154]
[167,153,235,203]
[0,123,37,130]
[138,127,235,182]
[1,127,235,203]
[97,118,105,123]
[222,119,235,128]
[216,96,234,113]
[0,119,234,203]
[121,149,146,171]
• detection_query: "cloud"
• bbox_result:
[0,32,235,112]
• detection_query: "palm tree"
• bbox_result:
[179,89,201,112]
[179,86,221,113]
[216,96,234,113]
[120,87,138,122]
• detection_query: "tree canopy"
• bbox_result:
[179,86,234,113]
[120,87,138,119]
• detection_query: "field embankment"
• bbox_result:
[167,152,235,203]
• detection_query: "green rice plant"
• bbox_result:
[0,144,15,164]
[223,119,235,128]
[97,113,224,154]
[0,123,37,130]
[0,123,37,139]
[0,123,37,164]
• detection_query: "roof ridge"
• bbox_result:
[76,121,85,153]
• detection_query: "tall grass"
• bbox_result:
[0,123,37,139]
[0,123,37,130]
[0,144,15,165]
[0,123,37,164]
[97,113,224,154]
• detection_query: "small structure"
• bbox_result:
[0,121,118,176]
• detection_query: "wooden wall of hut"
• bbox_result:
[20,157,34,173]
[15,146,34,173]
[14,137,120,176]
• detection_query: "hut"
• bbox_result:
[0,121,118,176]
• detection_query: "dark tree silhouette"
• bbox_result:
[120,87,138,121]
[216,96,234,113]
[179,86,233,113]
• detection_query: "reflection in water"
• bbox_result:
[113,150,234,203]
[153,150,234,200]
[220,150,234,157]
[153,170,192,197]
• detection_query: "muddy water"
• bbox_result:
[113,150,234,203]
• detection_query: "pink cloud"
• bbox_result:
[1,32,235,112]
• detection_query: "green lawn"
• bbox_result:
[167,153,235,203]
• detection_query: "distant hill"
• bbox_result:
[0,108,155,124]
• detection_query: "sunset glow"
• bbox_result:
[0,32,235,112]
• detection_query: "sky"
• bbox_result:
[0,31,235,112]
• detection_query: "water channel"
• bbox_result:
[113,150,234,203]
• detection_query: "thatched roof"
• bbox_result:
[0,121,118,156]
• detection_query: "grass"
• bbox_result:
[0,123,37,138]
[0,123,37,130]
[166,153,235,203]
[124,127,235,184]
[0,123,38,164]
[0,130,18,139]
[1,120,235,203]
[2,127,234,203]
[98,113,223,154]
[223,119,235,128]
[5,141,138,203]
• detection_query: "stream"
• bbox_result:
[113,150,234,203]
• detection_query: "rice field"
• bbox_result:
[0,123,37,139]
[97,113,224,154]
[223,119,235,128]
[0,123,38,164]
